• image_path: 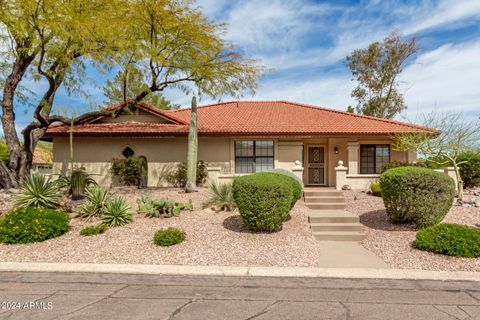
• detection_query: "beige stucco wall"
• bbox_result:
[52,136,230,187]
[51,134,414,189]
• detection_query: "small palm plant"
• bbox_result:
[202,181,236,212]
[14,173,60,209]
[102,197,132,226]
[76,186,111,219]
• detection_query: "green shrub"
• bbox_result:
[76,187,112,219]
[80,223,108,236]
[101,197,132,226]
[267,170,302,208]
[458,153,480,188]
[380,167,455,228]
[110,157,141,186]
[167,160,208,187]
[14,173,60,209]
[203,181,236,212]
[137,195,193,218]
[153,227,186,246]
[0,139,9,163]
[416,224,480,258]
[232,172,293,232]
[0,207,69,244]
[381,160,426,173]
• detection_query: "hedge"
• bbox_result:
[380,167,455,228]
[232,172,293,232]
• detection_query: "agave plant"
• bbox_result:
[202,181,236,212]
[102,197,132,227]
[14,173,60,209]
[76,186,111,219]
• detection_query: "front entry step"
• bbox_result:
[313,231,365,242]
[305,189,364,242]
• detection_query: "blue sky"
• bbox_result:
[12,0,480,130]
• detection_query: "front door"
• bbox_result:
[307,146,326,185]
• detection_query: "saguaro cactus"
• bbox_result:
[137,156,148,189]
[185,96,198,193]
[71,169,86,200]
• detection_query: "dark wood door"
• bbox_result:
[307,146,325,185]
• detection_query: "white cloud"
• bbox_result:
[400,40,480,117]
[404,0,480,34]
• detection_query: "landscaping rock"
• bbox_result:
[341,185,352,190]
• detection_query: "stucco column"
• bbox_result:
[347,142,360,175]
[444,167,458,192]
[206,166,221,185]
[291,160,304,183]
[335,160,348,190]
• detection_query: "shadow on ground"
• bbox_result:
[222,214,290,233]
[360,210,416,231]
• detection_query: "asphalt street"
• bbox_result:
[0,271,479,319]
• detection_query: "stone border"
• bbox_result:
[0,262,478,281]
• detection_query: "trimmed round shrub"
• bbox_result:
[380,167,455,228]
[0,207,70,244]
[416,224,480,258]
[370,179,381,195]
[269,169,303,207]
[232,172,293,232]
[153,227,186,246]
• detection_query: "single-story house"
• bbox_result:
[43,100,435,189]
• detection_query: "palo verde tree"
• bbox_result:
[103,64,176,110]
[346,31,417,119]
[394,113,480,199]
[0,0,262,189]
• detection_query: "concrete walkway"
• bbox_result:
[0,271,479,319]
[317,241,389,269]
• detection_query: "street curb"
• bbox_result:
[0,262,478,281]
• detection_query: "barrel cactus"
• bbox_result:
[137,156,148,189]
[71,169,86,200]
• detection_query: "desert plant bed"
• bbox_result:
[345,189,480,271]
[0,187,320,267]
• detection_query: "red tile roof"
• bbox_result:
[45,100,435,137]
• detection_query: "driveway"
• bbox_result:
[0,271,479,319]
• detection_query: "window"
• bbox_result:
[122,146,135,158]
[360,144,390,174]
[235,141,274,173]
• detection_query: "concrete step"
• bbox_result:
[304,196,346,204]
[304,190,343,197]
[308,211,359,223]
[306,203,346,210]
[313,231,364,241]
[310,223,363,232]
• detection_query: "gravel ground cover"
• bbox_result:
[0,187,320,267]
[345,190,480,271]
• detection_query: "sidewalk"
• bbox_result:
[0,262,478,281]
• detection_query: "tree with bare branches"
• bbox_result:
[394,113,480,199]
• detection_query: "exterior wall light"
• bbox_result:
[334,146,339,154]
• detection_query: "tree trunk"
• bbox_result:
[0,54,36,189]
[452,163,464,200]
[185,96,198,193]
